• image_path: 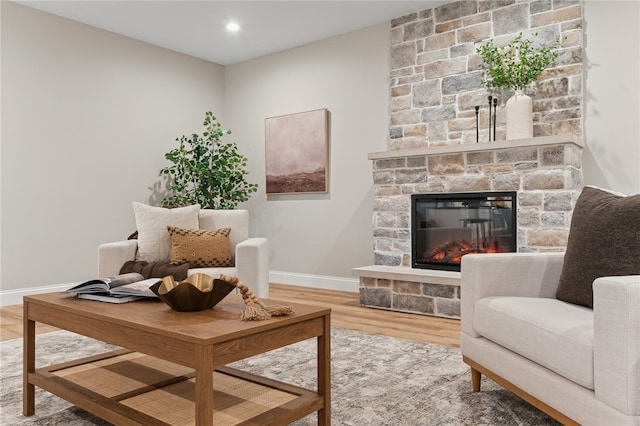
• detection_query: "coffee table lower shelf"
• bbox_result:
[28,349,324,426]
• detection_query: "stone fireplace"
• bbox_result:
[353,1,585,319]
[354,135,583,318]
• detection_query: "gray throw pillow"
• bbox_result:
[556,186,640,308]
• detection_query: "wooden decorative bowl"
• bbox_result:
[150,273,235,312]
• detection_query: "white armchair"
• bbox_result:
[460,252,640,425]
[98,209,269,298]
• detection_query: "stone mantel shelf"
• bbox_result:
[368,135,583,161]
[353,265,460,286]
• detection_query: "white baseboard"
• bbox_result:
[269,271,359,293]
[0,283,75,307]
[0,272,360,307]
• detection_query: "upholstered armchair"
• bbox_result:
[98,206,269,298]
[460,186,640,425]
[461,252,640,425]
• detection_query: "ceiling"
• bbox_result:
[16,1,449,65]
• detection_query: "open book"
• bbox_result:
[77,293,146,304]
[63,272,160,299]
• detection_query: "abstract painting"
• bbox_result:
[265,108,329,194]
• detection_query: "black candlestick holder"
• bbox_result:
[475,106,480,143]
[492,97,498,141]
[488,96,493,142]
[475,97,499,142]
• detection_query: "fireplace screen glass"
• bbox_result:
[411,192,517,271]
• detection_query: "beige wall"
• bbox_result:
[224,24,390,283]
[1,1,638,300]
[582,0,640,194]
[1,2,225,292]
[223,1,640,287]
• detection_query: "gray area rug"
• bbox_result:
[1,328,559,425]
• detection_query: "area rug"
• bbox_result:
[1,328,559,425]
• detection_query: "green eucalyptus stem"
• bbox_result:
[477,32,562,92]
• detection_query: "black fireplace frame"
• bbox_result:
[411,191,517,272]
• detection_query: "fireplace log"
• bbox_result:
[425,240,485,264]
[441,247,485,263]
[425,240,466,259]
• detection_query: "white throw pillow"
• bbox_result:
[132,202,200,263]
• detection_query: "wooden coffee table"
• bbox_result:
[23,293,331,425]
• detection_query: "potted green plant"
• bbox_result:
[477,32,562,139]
[160,111,258,210]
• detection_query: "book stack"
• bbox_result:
[63,273,160,303]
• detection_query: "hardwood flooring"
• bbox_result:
[0,283,461,347]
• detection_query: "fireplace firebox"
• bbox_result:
[411,192,517,272]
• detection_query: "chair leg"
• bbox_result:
[471,367,481,392]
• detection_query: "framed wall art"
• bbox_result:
[265,108,329,194]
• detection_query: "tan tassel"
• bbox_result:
[219,274,295,321]
[266,305,296,316]
[240,304,271,321]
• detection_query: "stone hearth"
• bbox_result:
[354,135,583,319]
[354,265,461,318]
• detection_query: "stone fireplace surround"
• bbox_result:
[353,135,583,319]
[352,1,585,319]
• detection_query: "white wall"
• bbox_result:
[223,2,640,290]
[1,2,225,294]
[224,24,390,286]
[1,1,638,303]
[583,0,640,194]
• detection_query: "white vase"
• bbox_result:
[506,90,533,140]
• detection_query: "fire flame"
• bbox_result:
[426,240,503,264]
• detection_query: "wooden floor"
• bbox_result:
[0,283,461,347]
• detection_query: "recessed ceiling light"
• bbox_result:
[226,22,240,32]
